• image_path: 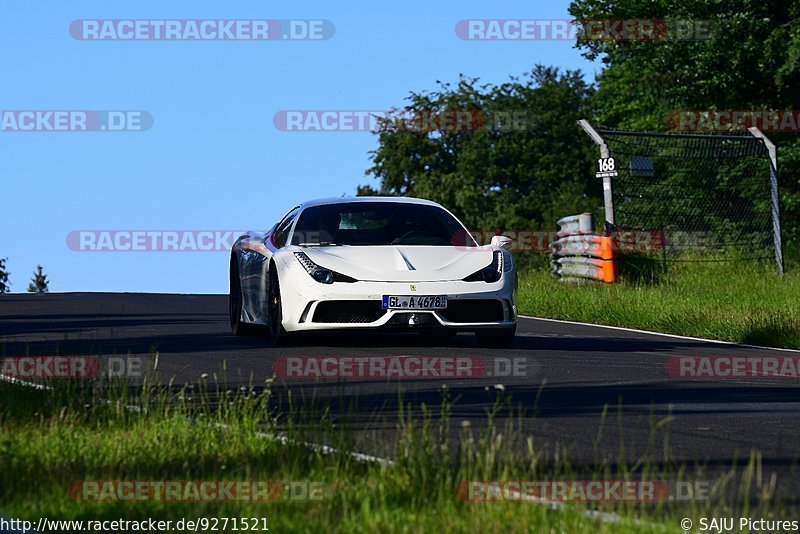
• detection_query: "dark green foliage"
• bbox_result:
[362,1,800,257]
[0,258,9,294]
[569,0,800,248]
[27,265,48,293]
[360,67,602,233]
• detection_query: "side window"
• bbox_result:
[270,207,300,249]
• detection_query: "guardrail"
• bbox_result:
[550,213,617,283]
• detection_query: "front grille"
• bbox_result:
[312,300,386,323]
[439,299,504,323]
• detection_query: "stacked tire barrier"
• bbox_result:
[550,213,617,283]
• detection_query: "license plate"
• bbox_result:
[381,295,448,310]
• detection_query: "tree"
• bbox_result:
[569,0,800,249]
[0,258,9,293]
[360,66,601,233]
[27,265,48,293]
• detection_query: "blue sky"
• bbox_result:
[1,0,599,294]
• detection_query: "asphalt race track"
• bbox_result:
[3,293,800,500]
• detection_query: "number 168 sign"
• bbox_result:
[595,157,619,178]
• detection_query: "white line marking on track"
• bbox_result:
[0,373,391,466]
[0,371,666,526]
[519,316,800,354]
[0,374,52,390]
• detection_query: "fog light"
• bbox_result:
[408,313,419,326]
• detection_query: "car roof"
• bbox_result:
[298,196,444,209]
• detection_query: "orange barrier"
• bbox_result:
[599,236,617,283]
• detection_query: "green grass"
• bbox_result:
[0,380,785,533]
[517,261,800,349]
[2,259,796,531]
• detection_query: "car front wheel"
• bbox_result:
[230,258,259,336]
[268,267,289,346]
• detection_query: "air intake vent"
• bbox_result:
[439,300,504,323]
[312,301,386,323]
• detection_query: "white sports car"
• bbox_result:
[229,197,517,346]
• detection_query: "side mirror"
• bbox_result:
[491,235,512,251]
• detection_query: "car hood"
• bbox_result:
[300,245,495,282]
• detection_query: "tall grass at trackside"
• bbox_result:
[517,260,800,349]
[0,379,785,533]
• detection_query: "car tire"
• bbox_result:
[475,327,516,348]
[230,258,261,336]
[268,267,290,346]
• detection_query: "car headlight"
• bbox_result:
[503,251,513,272]
[294,252,334,284]
[464,250,503,283]
[484,250,503,282]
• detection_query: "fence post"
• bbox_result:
[578,119,615,234]
[748,127,784,275]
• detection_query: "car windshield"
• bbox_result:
[291,201,476,247]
